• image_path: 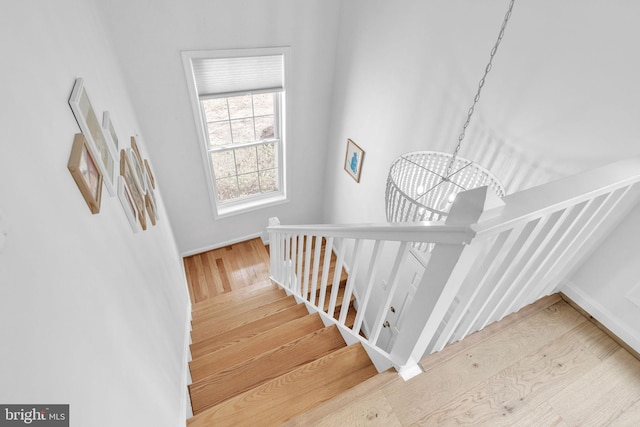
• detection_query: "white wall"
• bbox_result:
[95,0,341,254]
[562,199,640,353]
[323,0,640,225]
[0,2,190,426]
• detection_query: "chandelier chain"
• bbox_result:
[446,0,516,177]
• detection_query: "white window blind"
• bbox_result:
[192,54,284,98]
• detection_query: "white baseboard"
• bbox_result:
[561,280,640,354]
[179,297,193,423]
[180,232,265,257]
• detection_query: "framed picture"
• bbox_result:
[120,148,147,231]
[145,192,157,226]
[344,138,365,182]
[146,185,159,222]
[69,78,116,196]
[102,111,119,154]
[144,159,156,189]
[117,176,139,233]
[129,136,147,192]
[68,133,103,214]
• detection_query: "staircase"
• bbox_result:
[268,156,640,378]
[187,243,376,426]
[185,156,640,423]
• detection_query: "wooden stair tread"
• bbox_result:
[189,313,325,380]
[304,265,348,293]
[317,285,355,314]
[187,344,377,427]
[192,286,287,322]
[191,282,280,314]
[190,304,309,359]
[296,237,348,293]
[191,296,298,343]
[190,325,346,414]
[344,304,357,329]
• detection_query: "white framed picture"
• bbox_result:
[69,78,116,196]
[102,111,119,155]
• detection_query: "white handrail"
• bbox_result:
[475,157,640,235]
[268,222,475,244]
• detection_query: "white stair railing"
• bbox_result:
[267,156,640,379]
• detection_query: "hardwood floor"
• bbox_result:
[286,294,640,426]
[185,240,640,426]
[184,238,272,305]
[185,239,377,425]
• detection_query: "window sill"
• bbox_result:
[215,193,288,219]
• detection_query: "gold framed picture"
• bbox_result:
[120,148,147,230]
[144,159,156,189]
[145,192,157,227]
[68,133,103,214]
[129,136,146,192]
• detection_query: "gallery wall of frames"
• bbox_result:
[67,78,158,233]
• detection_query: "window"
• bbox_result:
[182,48,289,218]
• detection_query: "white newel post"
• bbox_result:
[268,217,280,283]
[390,186,504,380]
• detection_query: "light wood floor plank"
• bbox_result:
[511,402,569,427]
[568,318,620,361]
[412,327,601,426]
[609,397,640,426]
[548,348,640,426]
[384,301,587,425]
[311,390,402,427]
[284,369,401,427]
[420,294,562,372]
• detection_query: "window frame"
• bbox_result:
[182,47,290,219]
